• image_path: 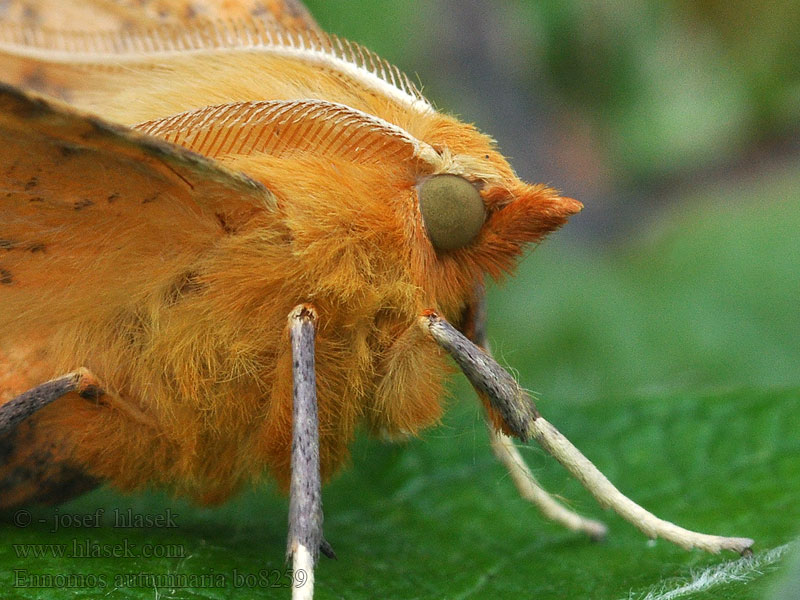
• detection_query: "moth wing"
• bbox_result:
[0,0,319,100]
[0,83,275,341]
[0,0,318,30]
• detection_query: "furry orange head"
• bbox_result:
[0,2,578,501]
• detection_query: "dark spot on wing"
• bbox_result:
[0,428,17,464]
[5,159,18,177]
[21,4,38,23]
[57,143,83,158]
[107,193,120,203]
[0,269,13,284]
[73,199,94,210]
[80,116,118,141]
[24,176,38,191]
[21,69,48,93]
[39,464,100,506]
[3,84,49,119]
[142,194,158,204]
[28,196,45,203]
[0,239,44,256]
[85,116,107,133]
[0,420,99,509]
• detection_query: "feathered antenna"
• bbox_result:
[0,17,433,114]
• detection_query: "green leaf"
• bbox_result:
[766,544,800,600]
[1,387,797,599]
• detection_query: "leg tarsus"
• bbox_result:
[290,543,315,600]
[531,417,755,555]
[487,425,608,541]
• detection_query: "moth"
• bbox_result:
[0,1,753,598]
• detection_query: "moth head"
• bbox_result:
[408,115,582,313]
[415,170,582,267]
[135,100,579,316]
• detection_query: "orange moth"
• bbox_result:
[0,1,753,598]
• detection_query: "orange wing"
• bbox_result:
[0,83,274,351]
[0,0,318,30]
[0,0,319,100]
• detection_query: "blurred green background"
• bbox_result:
[2,2,798,599]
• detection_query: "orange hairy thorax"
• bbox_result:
[0,2,580,505]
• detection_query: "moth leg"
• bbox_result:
[419,310,754,555]
[0,368,102,436]
[287,305,325,600]
[0,367,105,507]
[487,427,607,540]
[462,285,607,539]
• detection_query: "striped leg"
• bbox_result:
[0,368,103,435]
[287,305,324,600]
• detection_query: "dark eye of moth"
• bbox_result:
[418,174,486,252]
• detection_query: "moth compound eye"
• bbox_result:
[418,175,486,252]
